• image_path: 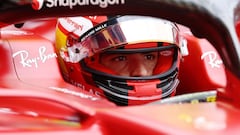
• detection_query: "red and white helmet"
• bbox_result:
[55,15,182,106]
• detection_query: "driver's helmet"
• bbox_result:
[55,15,182,106]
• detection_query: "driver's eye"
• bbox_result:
[113,56,127,61]
[145,54,156,60]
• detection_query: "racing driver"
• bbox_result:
[55,15,185,106]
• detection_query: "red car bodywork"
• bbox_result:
[0,0,240,134]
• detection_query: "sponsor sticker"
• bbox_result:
[32,0,125,10]
[201,51,223,68]
[12,46,57,68]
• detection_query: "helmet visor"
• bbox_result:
[98,44,178,77]
[84,43,179,79]
[66,16,180,63]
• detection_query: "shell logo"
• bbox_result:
[32,0,44,10]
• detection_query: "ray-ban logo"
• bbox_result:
[201,51,223,68]
[12,46,57,68]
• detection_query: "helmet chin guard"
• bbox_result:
[89,67,179,106]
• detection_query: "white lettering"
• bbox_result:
[12,46,57,68]
[49,86,99,100]
[95,23,107,31]
[201,51,223,68]
[44,0,125,9]
[46,0,54,7]
[70,0,78,9]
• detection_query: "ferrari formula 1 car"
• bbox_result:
[0,0,240,134]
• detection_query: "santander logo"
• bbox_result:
[32,0,44,10]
